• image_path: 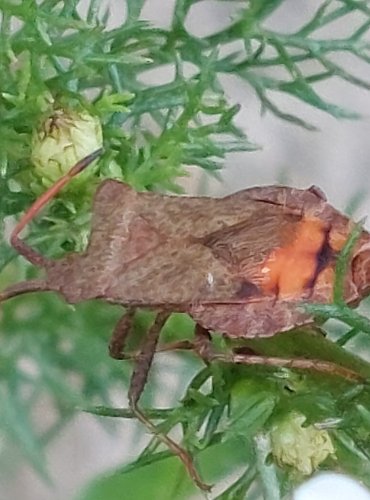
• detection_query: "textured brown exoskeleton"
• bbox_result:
[2,150,370,490]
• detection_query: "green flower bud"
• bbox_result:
[31,109,103,187]
[271,413,335,475]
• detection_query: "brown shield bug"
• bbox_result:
[2,149,370,490]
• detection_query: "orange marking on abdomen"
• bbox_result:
[260,218,328,298]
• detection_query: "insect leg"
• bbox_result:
[194,323,213,358]
[188,328,361,382]
[108,308,136,359]
[109,310,193,360]
[127,311,211,492]
[237,354,362,381]
[153,325,213,356]
[208,350,362,382]
[189,325,361,381]
[128,311,170,407]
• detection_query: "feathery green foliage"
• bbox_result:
[1,1,370,499]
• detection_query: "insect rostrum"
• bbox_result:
[2,150,370,490]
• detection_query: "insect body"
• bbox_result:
[2,151,370,490]
[40,176,370,334]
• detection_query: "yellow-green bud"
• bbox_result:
[271,413,335,475]
[31,109,103,187]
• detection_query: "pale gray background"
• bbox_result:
[3,1,370,499]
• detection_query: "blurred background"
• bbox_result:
[2,1,370,498]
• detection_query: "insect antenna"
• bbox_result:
[0,279,50,302]
[1,149,103,303]
[10,149,103,267]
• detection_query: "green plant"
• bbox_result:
[1,1,370,499]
